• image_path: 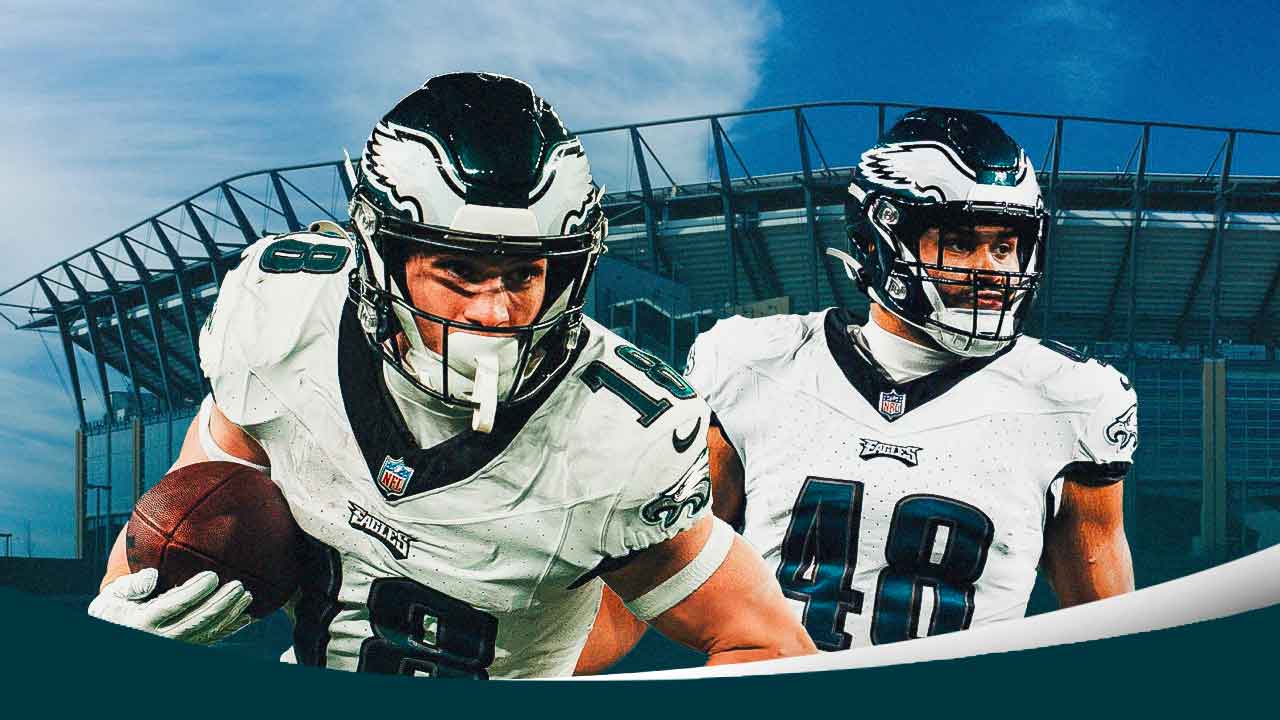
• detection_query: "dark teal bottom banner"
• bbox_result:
[2,585,1269,716]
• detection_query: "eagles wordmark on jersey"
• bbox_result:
[200,228,712,678]
[685,309,1137,650]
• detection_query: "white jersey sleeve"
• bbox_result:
[683,312,823,458]
[199,228,355,435]
[1071,364,1138,482]
[587,342,714,559]
[681,320,726,405]
[603,439,712,558]
[1033,341,1139,484]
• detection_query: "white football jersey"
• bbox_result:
[685,309,1138,650]
[199,228,711,678]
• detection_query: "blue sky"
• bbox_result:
[762,1,1279,127]
[2,1,1278,557]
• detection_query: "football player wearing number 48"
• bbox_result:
[88,73,815,676]
[589,109,1137,661]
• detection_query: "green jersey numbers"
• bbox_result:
[580,345,696,426]
[870,495,994,645]
[776,477,995,650]
[259,236,351,274]
[775,477,865,650]
[358,577,498,678]
[294,542,498,678]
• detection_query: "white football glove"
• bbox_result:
[87,568,254,645]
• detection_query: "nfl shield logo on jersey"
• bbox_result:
[878,389,907,420]
[377,456,415,498]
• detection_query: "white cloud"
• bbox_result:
[1,1,775,287]
[0,1,777,557]
[1011,1,1146,108]
[323,1,778,192]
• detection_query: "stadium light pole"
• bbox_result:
[86,483,112,567]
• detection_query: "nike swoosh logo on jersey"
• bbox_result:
[672,417,702,454]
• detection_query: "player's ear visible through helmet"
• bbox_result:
[344,72,608,432]
[837,107,1046,357]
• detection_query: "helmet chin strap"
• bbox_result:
[390,278,575,434]
[919,281,1023,358]
[825,247,863,283]
[925,309,1012,357]
[393,302,518,434]
[469,350,499,433]
[381,359,470,445]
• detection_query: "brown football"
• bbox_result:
[126,461,303,618]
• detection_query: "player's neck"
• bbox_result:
[869,304,942,349]
[863,305,960,383]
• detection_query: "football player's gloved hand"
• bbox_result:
[87,568,254,645]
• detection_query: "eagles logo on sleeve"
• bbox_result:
[683,344,697,376]
[641,448,712,529]
[1105,403,1139,451]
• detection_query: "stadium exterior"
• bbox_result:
[3,100,1280,590]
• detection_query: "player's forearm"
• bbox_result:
[574,586,649,675]
[702,618,814,665]
[1087,533,1136,600]
[1049,525,1134,607]
[648,537,817,664]
[656,596,815,665]
[101,525,132,590]
[1043,503,1135,606]
[698,574,816,664]
[1045,479,1135,607]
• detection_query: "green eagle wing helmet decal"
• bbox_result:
[641,448,712,529]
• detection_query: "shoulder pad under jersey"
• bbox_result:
[199,228,357,427]
[684,311,826,414]
[1013,338,1139,483]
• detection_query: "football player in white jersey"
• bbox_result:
[87,72,815,676]
[589,108,1136,658]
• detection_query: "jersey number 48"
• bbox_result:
[776,477,995,650]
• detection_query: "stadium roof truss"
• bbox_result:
[1,161,353,426]
[4,101,1280,429]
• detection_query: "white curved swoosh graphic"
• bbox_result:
[572,544,1280,680]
